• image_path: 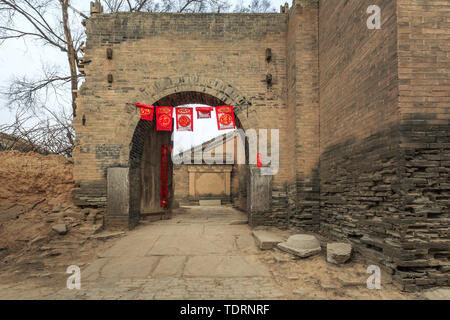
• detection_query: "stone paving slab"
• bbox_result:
[3,207,286,300]
[99,235,160,258]
[149,234,236,255]
[151,256,186,278]
[183,255,270,277]
[50,277,283,300]
[100,256,160,279]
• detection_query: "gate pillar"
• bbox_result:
[105,167,136,229]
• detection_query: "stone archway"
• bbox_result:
[125,83,250,228]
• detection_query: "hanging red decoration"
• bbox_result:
[160,144,169,209]
[136,103,154,121]
[257,153,263,168]
[176,107,194,131]
[215,106,236,130]
[156,106,174,131]
[196,106,214,119]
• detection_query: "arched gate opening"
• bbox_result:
[128,91,248,227]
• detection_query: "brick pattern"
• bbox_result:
[396,0,450,290]
[287,2,320,230]
[319,0,449,290]
[318,0,401,253]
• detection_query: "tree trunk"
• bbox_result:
[60,0,78,118]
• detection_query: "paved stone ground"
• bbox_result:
[47,206,284,300]
[1,206,438,300]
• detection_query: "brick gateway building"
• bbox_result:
[73,0,449,290]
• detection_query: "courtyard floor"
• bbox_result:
[0,206,426,300]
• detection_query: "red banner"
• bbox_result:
[176,107,194,131]
[156,106,174,131]
[215,106,236,130]
[136,103,154,121]
[196,106,213,119]
[160,144,169,208]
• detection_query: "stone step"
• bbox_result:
[199,199,221,206]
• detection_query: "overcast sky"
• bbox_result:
[0,0,287,152]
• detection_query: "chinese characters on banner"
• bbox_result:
[196,106,213,119]
[156,107,174,131]
[135,105,236,131]
[136,103,154,121]
[176,107,194,131]
[215,106,236,130]
[160,144,169,208]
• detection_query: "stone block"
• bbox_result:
[277,234,321,258]
[52,224,68,235]
[199,199,221,206]
[106,167,129,217]
[252,230,284,250]
[327,242,352,265]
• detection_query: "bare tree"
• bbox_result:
[0,1,84,116]
[0,106,74,156]
[0,0,85,156]
[233,0,274,13]
[101,0,235,13]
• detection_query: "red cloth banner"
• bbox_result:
[196,106,213,119]
[136,103,154,121]
[156,106,174,131]
[160,144,169,208]
[176,107,194,131]
[215,106,236,130]
[257,153,262,168]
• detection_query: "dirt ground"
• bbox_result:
[0,150,106,298]
[0,151,102,257]
[0,151,443,300]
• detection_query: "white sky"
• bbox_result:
[0,0,287,152]
[173,104,235,154]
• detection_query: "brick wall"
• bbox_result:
[287,1,320,230]
[318,0,449,290]
[395,0,450,290]
[318,0,403,283]
[73,12,302,226]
